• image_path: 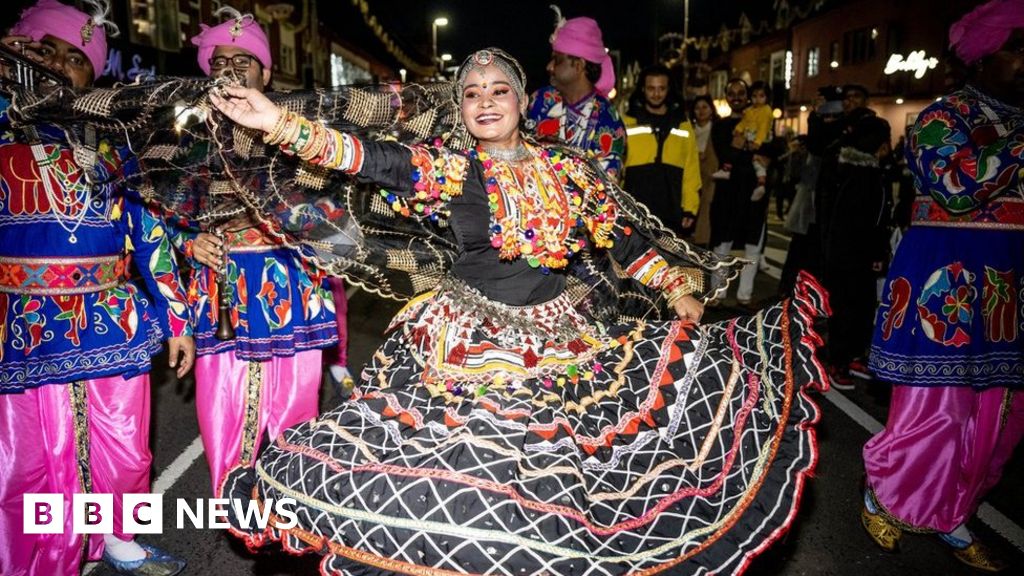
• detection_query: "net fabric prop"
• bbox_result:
[7,77,742,320]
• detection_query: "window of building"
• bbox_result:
[843,27,877,65]
[807,46,820,77]
[709,70,729,99]
[129,0,180,51]
[330,46,372,87]
[769,50,786,87]
[886,25,903,56]
[279,27,297,76]
[129,0,156,46]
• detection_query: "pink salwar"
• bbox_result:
[195,349,322,492]
[863,385,1024,532]
[0,374,152,576]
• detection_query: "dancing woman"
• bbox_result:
[209,48,829,576]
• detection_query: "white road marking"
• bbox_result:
[822,389,884,435]
[763,246,788,265]
[978,503,1024,553]
[81,436,206,575]
[152,436,206,495]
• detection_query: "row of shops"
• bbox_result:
[1,0,977,145]
[0,0,423,89]
[684,0,974,141]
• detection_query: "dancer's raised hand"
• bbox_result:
[209,85,280,133]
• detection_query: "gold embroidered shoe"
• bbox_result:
[948,540,1008,572]
[861,503,902,552]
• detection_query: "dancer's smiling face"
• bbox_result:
[461,64,524,149]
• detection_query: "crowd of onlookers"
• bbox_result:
[618,71,916,389]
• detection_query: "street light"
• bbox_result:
[682,0,690,97]
[432,16,449,75]
[441,53,452,62]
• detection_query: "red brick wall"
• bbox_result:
[789,0,967,103]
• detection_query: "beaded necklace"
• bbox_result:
[471,142,615,273]
[29,142,92,244]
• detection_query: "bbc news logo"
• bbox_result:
[23,494,298,534]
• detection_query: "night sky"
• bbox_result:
[353,0,779,89]
[0,0,783,89]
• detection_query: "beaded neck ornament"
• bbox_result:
[470,142,616,273]
[480,144,530,162]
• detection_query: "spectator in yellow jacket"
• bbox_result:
[622,65,701,235]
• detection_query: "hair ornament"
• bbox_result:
[548,5,566,43]
[214,5,254,38]
[80,0,119,44]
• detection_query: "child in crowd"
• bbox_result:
[714,81,773,200]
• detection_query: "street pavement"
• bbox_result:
[83,218,1024,576]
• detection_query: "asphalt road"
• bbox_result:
[82,223,1024,576]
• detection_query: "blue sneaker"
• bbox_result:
[102,542,186,576]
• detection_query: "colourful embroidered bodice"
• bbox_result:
[472,143,615,271]
[0,119,191,392]
[527,86,626,180]
[357,139,672,306]
[908,85,1024,230]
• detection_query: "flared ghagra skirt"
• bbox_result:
[223,273,830,576]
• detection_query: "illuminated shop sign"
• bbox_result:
[884,51,938,79]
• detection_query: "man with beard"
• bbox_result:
[622,65,701,236]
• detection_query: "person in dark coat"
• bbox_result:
[822,114,893,387]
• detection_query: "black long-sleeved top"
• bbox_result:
[356,140,663,306]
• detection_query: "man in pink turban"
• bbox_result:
[860,1,1024,572]
[0,2,192,576]
[2,0,110,85]
[175,8,341,495]
[527,6,626,181]
[948,0,1024,65]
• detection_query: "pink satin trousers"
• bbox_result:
[194,349,322,493]
[0,375,151,576]
[864,386,1024,532]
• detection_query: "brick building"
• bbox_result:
[1,1,430,88]
[694,0,979,141]
[788,0,971,137]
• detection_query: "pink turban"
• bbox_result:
[9,0,110,80]
[949,0,1024,64]
[190,14,272,76]
[550,15,616,97]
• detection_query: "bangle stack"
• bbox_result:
[260,106,363,173]
[263,108,298,146]
[661,266,705,307]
